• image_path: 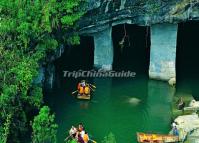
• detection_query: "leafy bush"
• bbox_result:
[31,106,58,143]
[0,0,85,142]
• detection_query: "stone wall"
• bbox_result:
[33,45,64,90]
[40,0,199,89]
[76,0,199,81]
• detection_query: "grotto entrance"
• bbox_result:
[176,21,199,99]
[54,36,94,89]
[112,24,150,76]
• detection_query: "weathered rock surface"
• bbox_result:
[171,113,199,142]
[33,45,64,89]
[79,0,199,34]
[186,128,199,143]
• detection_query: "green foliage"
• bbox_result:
[25,85,43,109]
[61,13,84,26]
[66,139,78,143]
[0,114,12,143]
[10,58,39,94]
[67,34,81,45]
[0,0,85,142]
[31,106,58,143]
[101,132,117,143]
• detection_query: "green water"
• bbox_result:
[46,76,176,143]
[45,21,199,142]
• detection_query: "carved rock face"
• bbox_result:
[78,0,199,34]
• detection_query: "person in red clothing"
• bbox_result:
[78,123,84,132]
[77,82,81,91]
[77,80,86,95]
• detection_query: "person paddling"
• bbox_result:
[69,126,77,138]
[78,123,84,132]
[77,133,84,143]
[177,97,185,110]
[77,80,86,96]
[66,124,97,143]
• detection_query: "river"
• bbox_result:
[46,75,177,143]
[44,21,199,143]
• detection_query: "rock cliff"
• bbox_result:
[78,0,199,34]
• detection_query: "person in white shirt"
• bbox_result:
[69,126,77,137]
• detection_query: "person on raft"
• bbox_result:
[67,123,90,143]
[177,97,185,110]
[78,123,84,132]
[69,126,77,138]
[172,126,179,136]
[83,132,89,143]
[77,81,91,96]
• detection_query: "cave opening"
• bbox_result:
[112,24,151,76]
[176,21,199,99]
[54,36,94,88]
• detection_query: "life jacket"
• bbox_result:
[83,134,89,143]
[79,86,84,94]
[152,135,157,141]
[84,86,90,95]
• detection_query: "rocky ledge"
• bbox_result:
[78,0,199,34]
[171,113,199,142]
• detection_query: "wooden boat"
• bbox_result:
[137,132,179,143]
[77,94,91,100]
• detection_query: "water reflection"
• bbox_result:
[146,80,175,132]
[46,77,175,143]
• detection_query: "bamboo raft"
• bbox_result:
[137,132,179,143]
[77,94,91,100]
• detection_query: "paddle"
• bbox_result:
[64,134,72,142]
[72,90,78,95]
[89,84,96,89]
[88,85,95,92]
[90,139,97,143]
[88,134,97,143]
